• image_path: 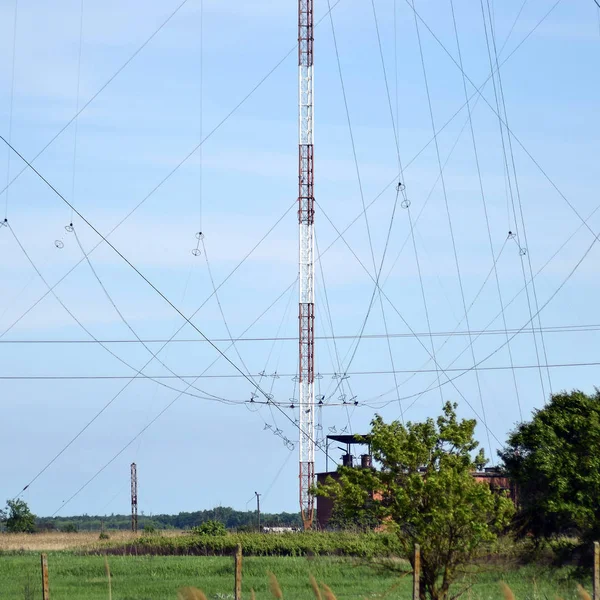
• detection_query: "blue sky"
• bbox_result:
[0,0,599,519]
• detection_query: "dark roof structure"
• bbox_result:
[326,434,371,444]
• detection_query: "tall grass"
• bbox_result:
[309,574,322,600]
[268,572,283,599]
[501,582,516,600]
[0,530,181,552]
[577,584,592,600]
[320,582,338,600]
[178,588,208,600]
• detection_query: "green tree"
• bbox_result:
[191,520,227,536]
[327,496,380,531]
[317,402,514,600]
[500,389,600,542]
[2,499,37,533]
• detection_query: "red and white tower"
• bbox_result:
[298,0,315,530]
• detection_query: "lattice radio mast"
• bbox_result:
[298,0,315,530]
[131,462,138,533]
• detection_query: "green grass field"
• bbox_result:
[0,553,590,600]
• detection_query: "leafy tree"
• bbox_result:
[500,389,600,542]
[317,402,514,600]
[192,520,227,536]
[2,499,37,533]
[327,490,380,531]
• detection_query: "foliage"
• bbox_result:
[1,500,37,533]
[99,531,110,540]
[316,402,514,600]
[191,520,227,536]
[500,389,600,542]
[327,497,380,531]
[61,523,78,533]
[143,522,157,535]
[102,531,402,557]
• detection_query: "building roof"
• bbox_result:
[327,434,371,444]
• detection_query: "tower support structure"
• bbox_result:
[131,462,138,533]
[298,0,315,530]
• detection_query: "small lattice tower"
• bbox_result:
[130,462,138,533]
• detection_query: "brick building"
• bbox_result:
[316,434,516,530]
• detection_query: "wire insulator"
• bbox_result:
[55,240,64,249]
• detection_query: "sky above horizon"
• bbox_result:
[0,0,599,519]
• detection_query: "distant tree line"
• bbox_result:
[30,506,301,532]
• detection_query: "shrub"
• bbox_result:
[99,531,402,557]
[192,521,227,536]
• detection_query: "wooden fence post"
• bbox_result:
[234,543,242,600]
[594,541,599,600]
[413,544,420,600]
[41,553,50,600]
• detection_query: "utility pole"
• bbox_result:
[255,491,261,532]
[298,0,316,532]
[130,462,138,533]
